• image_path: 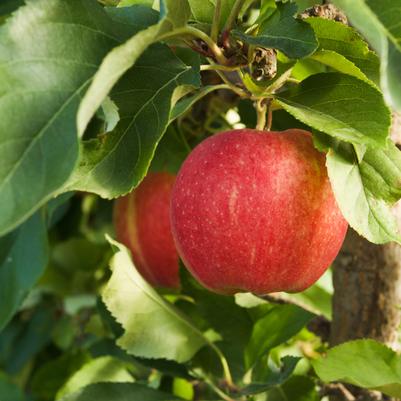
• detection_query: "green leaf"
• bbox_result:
[276,73,391,147]
[286,283,332,320]
[170,85,226,122]
[327,142,401,244]
[0,373,26,401]
[188,0,235,27]
[77,0,191,138]
[61,382,182,401]
[0,213,48,331]
[241,356,301,395]
[0,303,56,374]
[149,126,189,174]
[119,0,153,6]
[102,239,207,363]
[332,0,401,112]
[307,17,380,83]
[57,357,134,400]
[233,2,318,59]
[31,351,90,401]
[182,275,253,380]
[275,271,333,320]
[68,45,199,197]
[310,50,370,82]
[313,339,401,398]
[266,375,319,401]
[360,142,401,204]
[0,0,142,236]
[0,0,24,16]
[68,2,198,198]
[245,304,314,369]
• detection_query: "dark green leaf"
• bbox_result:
[332,0,401,112]
[61,382,182,401]
[183,276,253,380]
[0,213,48,331]
[241,356,301,395]
[0,373,26,401]
[0,303,56,374]
[31,351,90,401]
[313,339,401,398]
[102,239,207,363]
[266,375,319,401]
[276,73,391,147]
[245,304,314,369]
[0,0,142,235]
[150,126,189,174]
[68,45,199,197]
[0,0,24,16]
[233,2,318,59]
[76,0,191,138]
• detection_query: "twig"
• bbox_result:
[260,293,331,342]
[320,383,356,401]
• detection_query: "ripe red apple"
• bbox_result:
[114,172,179,288]
[170,129,347,295]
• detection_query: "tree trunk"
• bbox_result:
[330,229,401,401]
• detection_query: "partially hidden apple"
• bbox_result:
[170,129,348,295]
[114,172,179,288]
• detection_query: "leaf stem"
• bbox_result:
[287,77,300,84]
[263,68,293,96]
[159,27,228,65]
[224,0,246,32]
[200,64,240,72]
[213,68,249,98]
[256,98,267,130]
[197,370,236,401]
[210,342,234,387]
[211,0,222,43]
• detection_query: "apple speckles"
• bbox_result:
[170,129,348,295]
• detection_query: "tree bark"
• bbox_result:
[331,229,401,347]
[330,229,401,401]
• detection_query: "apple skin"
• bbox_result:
[170,129,348,295]
[114,172,179,289]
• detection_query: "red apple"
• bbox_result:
[170,129,347,295]
[114,172,179,288]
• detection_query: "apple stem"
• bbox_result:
[266,99,273,131]
[256,98,267,130]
